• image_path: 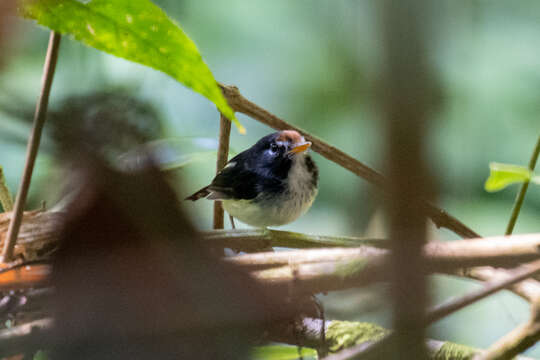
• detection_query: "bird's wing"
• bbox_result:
[208,152,286,200]
[207,162,260,200]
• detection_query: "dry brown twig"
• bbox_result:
[1,31,61,263]
[426,260,540,325]
[212,113,232,230]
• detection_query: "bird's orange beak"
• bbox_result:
[288,141,311,154]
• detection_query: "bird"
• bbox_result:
[186,130,318,227]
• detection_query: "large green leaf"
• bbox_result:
[484,162,532,192]
[20,0,245,133]
[251,345,317,360]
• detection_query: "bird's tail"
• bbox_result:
[185,186,210,201]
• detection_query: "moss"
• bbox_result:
[0,166,13,212]
[326,321,389,352]
[432,342,478,360]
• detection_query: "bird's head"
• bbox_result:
[250,130,312,178]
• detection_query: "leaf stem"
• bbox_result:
[1,31,61,263]
[505,135,540,235]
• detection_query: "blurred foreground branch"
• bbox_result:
[2,211,540,273]
[3,316,534,360]
[4,218,540,297]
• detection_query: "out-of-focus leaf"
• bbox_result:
[533,176,540,185]
[33,350,49,360]
[484,162,532,192]
[141,137,238,170]
[160,151,218,170]
[251,345,317,360]
[20,0,244,133]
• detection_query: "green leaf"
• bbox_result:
[484,162,532,192]
[251,345,317,360]
[20,0,244,133]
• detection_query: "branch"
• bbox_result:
[0,262,51,291]
[426,260,540,324]
[476,303,540,360]
[235,237,540,295]
[462,267,540,303]
[0,210,63,261]
[267,318,535,360]
[202,228,385,251]
[1,31,61,263]
[326,260,540,360]
[506,135,540,235]
[229,233,540,271]
[219,83,479,239]
[213,113,232,229]
[3,234,539,294]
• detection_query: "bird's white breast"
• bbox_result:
[222,156,317,227]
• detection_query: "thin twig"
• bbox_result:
[425,260,540,324]
[1,32,61,263]
[213,113,232,229]
[0,166,13,212]
[219,83,479,239]
[506,135,540,235]
[463,267,540,303]
[475,305,540,360]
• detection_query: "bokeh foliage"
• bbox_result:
[0,0,539,357]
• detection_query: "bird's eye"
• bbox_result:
[270,143,279,153]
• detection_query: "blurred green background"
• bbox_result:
[1,0,539,356]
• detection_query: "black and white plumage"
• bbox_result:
[186,130,319,227]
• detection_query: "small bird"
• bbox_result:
[186,130,318,227]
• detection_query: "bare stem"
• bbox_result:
[213,113,232,229]
[506,135,540,235]
[1,32,61,263]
